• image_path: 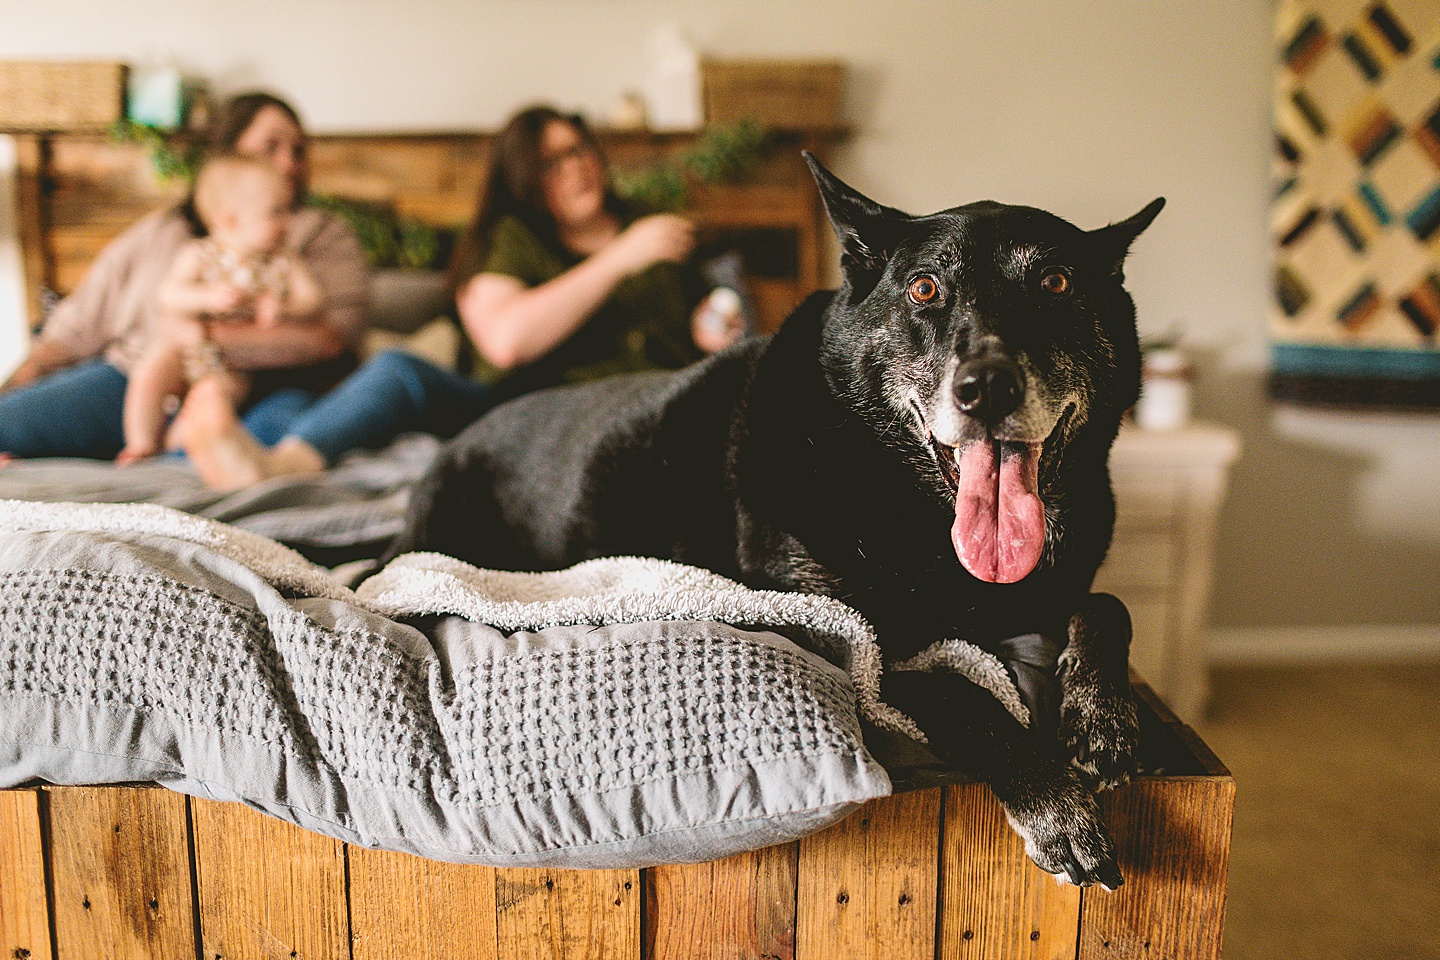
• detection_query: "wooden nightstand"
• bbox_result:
[1094,422,1241,721]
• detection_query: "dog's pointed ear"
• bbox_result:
[804,151,907,277]
[1090,197,1165,279]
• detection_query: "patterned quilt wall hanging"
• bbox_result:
[1272,0,1440,407]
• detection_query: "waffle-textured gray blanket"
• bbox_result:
[0,499,902,865]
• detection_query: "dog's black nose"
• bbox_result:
[955,359,1024,423]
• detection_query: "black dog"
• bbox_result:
[388,155,1163,888]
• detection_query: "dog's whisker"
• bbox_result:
[875,408,908,443]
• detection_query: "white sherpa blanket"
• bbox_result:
[0,499,1030,737]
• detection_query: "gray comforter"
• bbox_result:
[0,500,894,866]
[0,433,441,564]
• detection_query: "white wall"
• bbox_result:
[4,0,1438,639]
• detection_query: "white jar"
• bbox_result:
[1135,348,1192,430]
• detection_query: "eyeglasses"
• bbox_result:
[540,141,598,176]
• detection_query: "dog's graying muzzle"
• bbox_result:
[955,357,1025,424]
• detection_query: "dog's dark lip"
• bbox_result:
[929,433,962,494]
[1045,402,1078,453]
[925,403,1077,497]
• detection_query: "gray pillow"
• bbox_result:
[0,525,890,867]
[366,268,451,334]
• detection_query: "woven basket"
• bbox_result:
[0,61,126,132]
[702,59,844,130]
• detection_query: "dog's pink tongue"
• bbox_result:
[951,441,1045,583]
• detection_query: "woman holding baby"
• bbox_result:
[118,153,327,464]
[0,92,368,461]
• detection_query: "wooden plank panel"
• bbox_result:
[795,789,942,960]
[46,138,181,208]
[939,783,1081,960]
[47,787,195,960]
[1076,779,1234,960]
[0,789,52,960]
[347,845,499,960]
[747,278,803,335]
[190,798,349,960]
[14,136,49,327]
[495,867,640,960]
[645,842,798,960]
[309,136,486,227]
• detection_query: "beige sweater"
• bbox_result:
[38,206,369,373]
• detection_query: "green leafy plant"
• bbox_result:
[611,119,769,212]
[397,216,443,271]
[108,120,202,183]
[307,194,453,270]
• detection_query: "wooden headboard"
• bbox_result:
[15,128,843,335]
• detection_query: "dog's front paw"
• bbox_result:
[1002,766,1124,889]
[1057,682,1139,792]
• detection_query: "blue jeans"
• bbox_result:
[0,359,322,460]
[280,350,494,463]
[0,360,129,458]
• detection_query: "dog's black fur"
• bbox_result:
[387,155,1163,888]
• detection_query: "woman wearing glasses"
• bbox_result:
[454,105,735,393]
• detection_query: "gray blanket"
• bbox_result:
[0,499,899,866]
[0,433,441,564]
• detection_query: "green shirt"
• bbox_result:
[467,215,703,391]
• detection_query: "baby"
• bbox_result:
[118,154,323,465]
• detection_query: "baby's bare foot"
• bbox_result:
[164,405,190,452]
[116,446,157,467]
[182,378,268,491]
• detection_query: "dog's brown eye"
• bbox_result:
[1040,271,1071,296]
[908,276,940,304]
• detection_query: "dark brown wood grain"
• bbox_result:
[43,136,183,296]
[13,135,49,328]
[495,867,641,960]
[46,787,196,960]
[644,841,798,960]
[27,128,839,335]
[795,788,943,960]
[939,783,1082,960]
[190,797,350,960]
[1076,779,1235,960]
[307,135,487,227]
[0,678,1232,960]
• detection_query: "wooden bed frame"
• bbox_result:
[0,681,1232,960]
